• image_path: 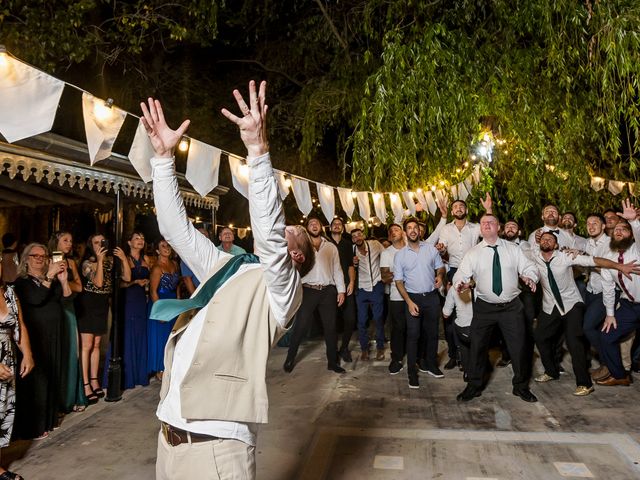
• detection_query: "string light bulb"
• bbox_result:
[94,98,114,121]
[239,164,249,178]
[439,180,445,187]
[284,178,292,188]
[228,223,234,228]
[373,193,381,201]
[351,192,357,198]
[178,138,190,152]
[0,45,9,71]
[431,186,436,192]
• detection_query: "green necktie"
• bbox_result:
[545,258,565,312]
[150,253,259,321]
[489,245,502,296]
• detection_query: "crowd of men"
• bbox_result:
[282,197,640,403]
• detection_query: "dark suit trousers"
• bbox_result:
[389,300,407,363]
[286,285,338,367]
[406,291,440,374]
[534,303,591,387]
[468,298,529,390]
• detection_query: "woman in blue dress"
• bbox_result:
[147,239,180,380]
[122,232,151,389]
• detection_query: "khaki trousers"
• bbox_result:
[156,430,256,480]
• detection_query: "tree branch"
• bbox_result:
[313,0,351,64]
[217,59,304,88]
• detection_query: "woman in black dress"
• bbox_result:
[75,234,130,404]
[13,243,70,440]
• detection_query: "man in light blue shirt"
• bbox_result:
[394,217,446,389]
[217,226,247,256]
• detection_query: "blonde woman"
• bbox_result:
[13,243,67,440]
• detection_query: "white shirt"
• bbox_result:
[584,233,611,294]
[302,237,345,293]
[455,238,539,303]
[564,231,588,251]
[380,244,403,301]
[443,272,473,327]
[355,240,384,291]
[151,153,301,446]
[438,221,481,268]
[527,226,574,252]
[602,220,640,316]
[533,251,595,315]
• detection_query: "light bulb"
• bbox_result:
[351,192,357,198]
[439,180,445,186]
[431,186,436,192]
[483,133,491,142]
[284,179,292,188]
[178,139,190,152]
[94,101,113,121]
[239,164,249,178]
[0,52,9,71]
[373,193,380,201]
[228,224,234,228]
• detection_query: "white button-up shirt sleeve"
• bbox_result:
[151,157,227,282]
[425,217,447,245]
[247,153,302,327]
[601,266,617,316]
[332,243,346,294]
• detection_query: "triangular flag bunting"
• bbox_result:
[337,187,356,219]
[316,183,335,222]
[185,139,221,197]
[291,178,312,215]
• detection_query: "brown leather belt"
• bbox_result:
[161,422,219,447]
[302,283,329,290]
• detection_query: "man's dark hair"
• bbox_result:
[402,217,420,231]
[562,211,577,222]
[586,212,605,223]
[452,199,467,208]
[388,223,402,231]
[603,208,620,215]
[330,217,344,227]
[350,228,363,235]
[504,219,520,227]
[2,233,16,249]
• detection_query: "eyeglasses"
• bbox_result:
[28,254,47,260]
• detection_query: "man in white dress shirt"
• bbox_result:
[560,212,588,251]
[284,217,346,373]
[455,214,540,403]
[599,199,640,386]
[528,204,574,251]
[531,232,637,396]
[141,81,314,479]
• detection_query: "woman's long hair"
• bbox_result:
[17,243,49,278]
[47,230,72,255]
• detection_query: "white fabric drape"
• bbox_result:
[401,192,416,216]
[292,177,313,215]
[629,183,636,196]
[414,190,428,212]
[185,139,221,197]
[337,187,356,219]
[450,185,458,200]
[128,120,155,183]
[425,191,437,215]
[275,170,290,200]
[389,193,404,224]
[237,228,248,239]
[590,177,605,192]
[0,56,65,143]
[355,192,371,221]
[372,194,387,223]
[316,183,335,222]
[457,181,470,201]
[228,154,249,198]
[473,165,481,184]
[81,93,126,165]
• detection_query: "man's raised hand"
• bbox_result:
[221,80,269,158]
[140,98,190,158]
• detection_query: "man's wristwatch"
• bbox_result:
[43,274,51,282]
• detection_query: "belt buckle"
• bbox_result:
[162,423,182,447]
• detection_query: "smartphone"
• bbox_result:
[100,239,109,250]
[52,251,64,263]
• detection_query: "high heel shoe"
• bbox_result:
[90,378,105,398]
[83,383,99,405]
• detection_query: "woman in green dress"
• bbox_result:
[48,232,87,413]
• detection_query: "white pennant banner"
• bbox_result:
[630,183,636,196]
[414,190,428,211]
[185,139,221,197]
[316,182,335,222]
[425,191,437,215]
[389,193,404,224]
[608,180,625,196]
[450,185,458,200]
[0,56,65,143]
[81,93,126,165]
[228,154,249,198]
[127,120,155,183]
[372,193,387,223]
[292,177,312,215]
[473,165,481,184]
[275,170,290,200]
[590,177,605,192]
[401,192,416,216]
[355,192,371,221]
[337,187,356,219]
[237,228,248,239]
[457,181,470,201]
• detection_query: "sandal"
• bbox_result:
[33,431,49,440]
[0,471,25,480]
[72,404,87,413]
[90,378,105,398]
[83,383,99,405]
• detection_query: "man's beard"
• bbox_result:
[407,233,420,242]
[561,220,574,230]
[453,212,467,220]
[308,230,321,238]
[540,244,555,252]
[503,231,518,241]
[610,236,634,252]
[545,217,559,227]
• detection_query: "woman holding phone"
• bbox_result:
[48,231,87,413]
[75,234,130,404]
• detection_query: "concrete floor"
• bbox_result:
[5,339,640,479]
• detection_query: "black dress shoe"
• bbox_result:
[444,358,457,370]
[456,385,481,402]
[328,364,346,374]
[512,388,538,403]
[340,349,353,363]
[283,359,295,373]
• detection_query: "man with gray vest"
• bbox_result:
[142,81,315,479]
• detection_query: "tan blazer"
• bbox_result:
[159,260,292,424]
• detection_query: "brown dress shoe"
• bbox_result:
[375,349,385,361]
[590,365,610,381]
[595,375,631,386]
[360,350,370,361]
